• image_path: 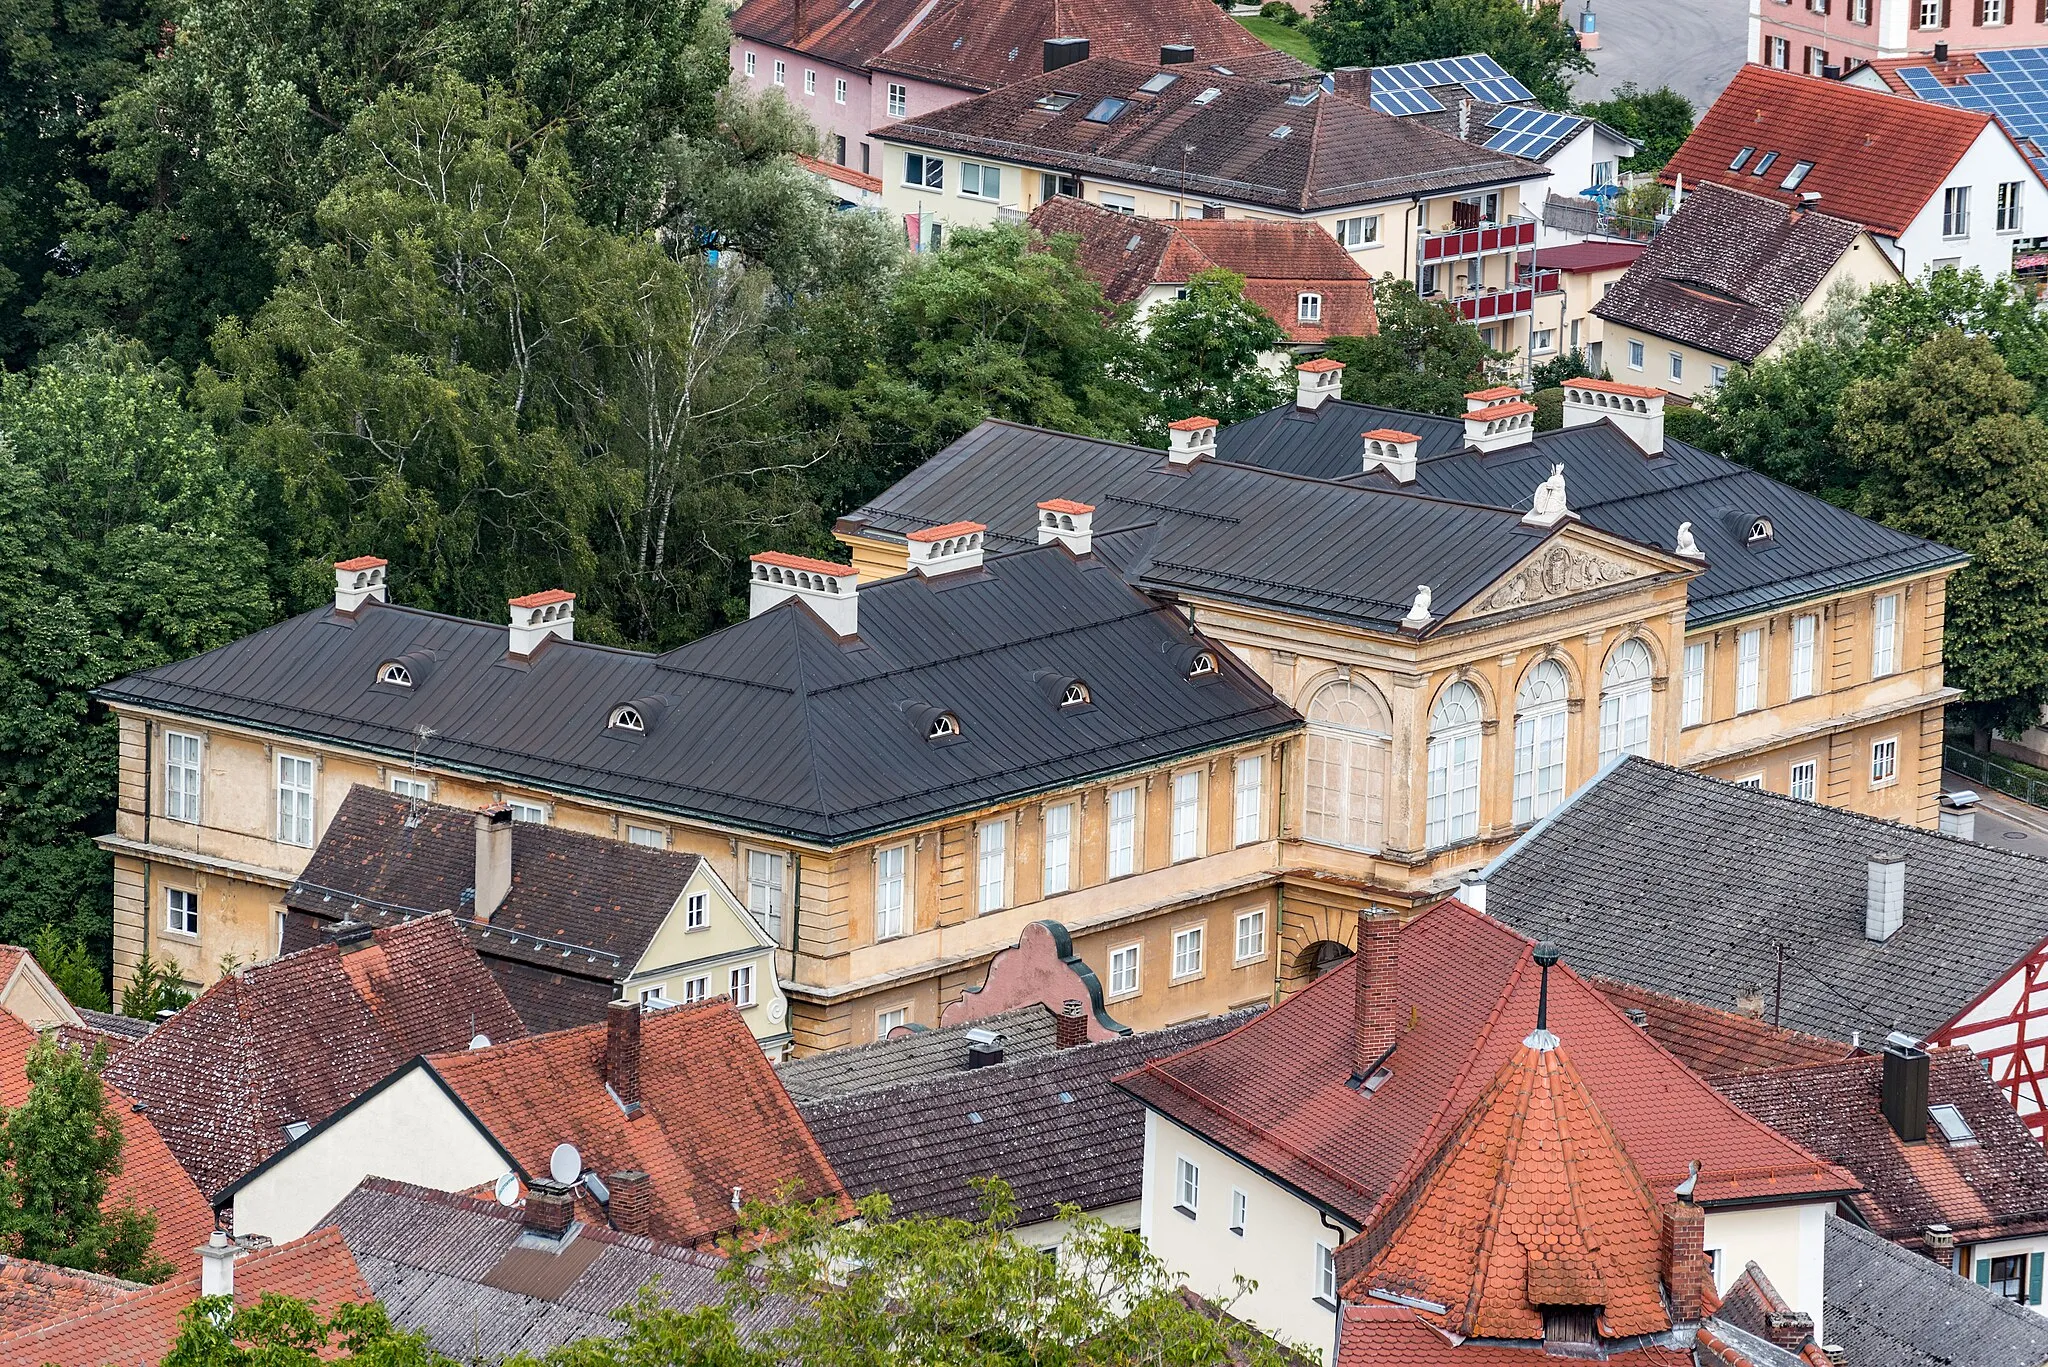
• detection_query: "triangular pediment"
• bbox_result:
[1450,527,1685,624]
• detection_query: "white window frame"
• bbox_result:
[1512,662,1570,826]
[1871,736,1899,787]
[729,963,756,1008]
[1235,909,1266,964]
[1734,774,1764,790]
[1598,640,1654,765]
[1043,801,1074,894]
[1790,614,1818,699]
[1108,943,1139,998]
[1174,1156,1200,1216]
[2000,179,2025,232]
[1944,186,1971,239]
[1920,0,1942,22]
[1425,684,1483,849]
[1099,192,1137,214]
[803,69,816,95]
[834,77,847,104]
[1314,1242,1338,1306]
[772,58,785,85]
[639,984,668,1006]
[887,83,907,118]
[1988,0,2008,21]
[507,799,548,824]
[627,824,665,848]
[1107,786,1138,878]
[1789,759,1817,802]
[875,843,908,940]
[391,775,431,802]
[960,162,1002,200]
[1298,293,1322,323]
[1669,351,1684,381]
[277,753,315,847]
[1233,756,1264,845]
[1682,643,1707,727]
[1872,593,1899,677]
[1171,771,1201,862]
[1627,339,1645,370]
[685,890,709,931]
[165,886,199,938]
[977,820,1008,914]
[166,731,203,823]
[744,51,756,77]
[1334,215,1380,248]
[682,974,710,1004]
[903,152,943,190]
[1532,327,1556,355]
[1736,628,1763,713]
[746,849,784,942]
[1230,1188,1248,1235]
[876,1007,908,1035]
[1172,924,1205,981]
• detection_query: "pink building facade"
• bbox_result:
[729,42,967,181]
[1752,0,2048,74]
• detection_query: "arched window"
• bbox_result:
[609,705,645,732]
[1060,681,1091,708]
[1303,679,1392,852]
[1599,639,1655,765]
[378,662,413,688]
[1512,661,1570,826]
[1425,682,1484,849]
[929,712,961,740]
[1188,650,1218,678]
[1748,516,1774,543]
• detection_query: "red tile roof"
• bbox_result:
[1343,1034,1673,1340]
[1527,241,1647,273]
[1591,978,1850,1079]
[1662,65,2007,236]
[0,1260,136,1334]
[426,1002,850,1248]
[905,520,987,541]
[794,154,883,194]
[1115,901,1858,1229]
[1335,1302,1695,1366]
[1362,428,1420,442]
[0,1015,216,1277]
[103,916,525,1199]
[1854,52,1990,95]
[1565,377,1665,399]
[507,588,575,608]
[750,549,854,576]
[0,1228,370,1367]
[331,555,388,572]
[1167,416,1219,431]
[1038,499,1096,514]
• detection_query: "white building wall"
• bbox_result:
[228,1065,509,1243]
[1705,1201,1833,1342]
[1894,124,2044,279]
[1966,1231,2048,1314]
[1937,956,2045,1134]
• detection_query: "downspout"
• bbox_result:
[1320,1207,1349,1365]
[1274,738,1289,1009]
[141,720,153,981]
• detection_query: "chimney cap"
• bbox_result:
[1562,376,1664,400]
[1038,498,1095,514]
[905,520,988,543]
[752,549,853,577]
[334,555,389,572]
[509,588,575,609]
[1465,385,1522,403]
[1297,358,1345,374]
[1362,428,1421,442]
[1166,415,1219,431]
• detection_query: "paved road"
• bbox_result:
[1942,771,2048,852]
[1573,0,1749,112]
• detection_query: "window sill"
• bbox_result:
[1173,1204,1197,1221]
[685,923,709,934]
[1169,971,1205,986]
[1870,779,1898,791]
[1313,1297,1339,1312]
[1107,988,1140,1004]
[1234,954,1267,969]
[164,928,200,942]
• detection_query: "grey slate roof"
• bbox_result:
[98,541,1297,845]
[74,1009,153,1041]
[847,404,1963,629]
[1480,756,2048,1045]
[1592,182,1875,363]
[775,1006,1062,1104]
[323,1178,794,1360]
[799,1011,1253,1226]
[1823,1213,2048,1367]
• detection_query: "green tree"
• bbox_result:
[1132,269,1288,435]
[0,338,272,958]
[1576,83,1694,172]
[1309,0,1592,108]
[1529,348,1602,391]
[117,951,192,1020]
[27,926,109,1012]
[0,1034,168,1280]
[1856,266,2048,396]
[1324,277,1501,415]
[165,1295,455,1367]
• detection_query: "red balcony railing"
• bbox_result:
[1418,216,1537,263]
[1453,288,1535,322]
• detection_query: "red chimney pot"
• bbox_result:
[1056,999,1088,1049]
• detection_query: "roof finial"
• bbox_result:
[1526,941,1561,1051]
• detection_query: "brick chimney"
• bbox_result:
[474,804,512,924]
[1351,910,1400,1082]
[333,556,388,613]
[508,589,575,657]
[524,1178,576,1239]
[608,1170,651,1236]
[606,1000,642,1116]
[750,552,860,636]
[905,522,987,577]
[1167,416,1218,465]
[1661,1193,1708,1322]
[1037,500,1095,555]
[1296,358,1345,410]
[1766,1310,1816,1354]
[1057,999,1089,1049]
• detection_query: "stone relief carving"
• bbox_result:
[1472,545,1639,615]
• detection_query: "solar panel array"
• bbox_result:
[1896,48,2048,174]
[1481,105,1587,160]
[1367,54,1535,118]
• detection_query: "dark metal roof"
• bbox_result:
[1481,756,2048,1045]
[1823,1213,2048,1367]
[98,543,1299,846]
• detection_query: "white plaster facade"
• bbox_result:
[1704,1201,1834,1342]
[1887,123,2045,278]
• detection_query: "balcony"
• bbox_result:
[1450,288,1536,322]
[1418,216,1537,264]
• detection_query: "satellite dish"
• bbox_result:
[549,1142,582,1185]
[493,1171,521,1207]
[469,1033,491,1050]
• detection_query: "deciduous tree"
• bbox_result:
[1575,84,1693,172]
[1323,278,1501,416]
[1132,269,1288,434]
[1309,0,1591,108]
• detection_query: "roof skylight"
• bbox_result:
[1270,124,1293,139]
[1285,90,1318,106]
[1929,1103,1978,1146]
[1729,146,1753,171]
[1139,72,1179,94]
[1192,86,1221,105]
[1084,96,1130,124]
[1752,151,1778,176]
[1035,92,1077,112]
[1781,159,1815,190]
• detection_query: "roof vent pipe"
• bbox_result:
[749,552,860,636]
[200,1230,238,1299]
[905,521,987,577]
[1866,855,1905,942]
[1935,40,1950,62]
[1160,43,1195,64]
[474,804,512,924]
[333,557,389,613]
[1044,36,1090,71]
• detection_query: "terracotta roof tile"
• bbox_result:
[0,1260,137,1334]
[904,520,986,541]
[0,1228,370,1367]
[508,589,574,608]
[1335,1301,1694,1365]
[103,916,525,1198]
[749,549,853,575]
[1527,241,1646,273]
[1590,978,1850,1079]
[427,1003,849,1247]
[794,154,882,193]
[1038,498,1096,514]
[1662,65,2011,237]
[332,556,388,572]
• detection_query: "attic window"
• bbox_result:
[1285,90,1318,106]
[1747,516,1775,544]
[1930,1103,1978,1146]
[928,712,961,740]
[1139,72,1179,94]
[1060,681,1092,707]
[1084,97,1130,123]
[1035,92,1078,112]
[1193,87,1222,105]
[1729,146,1754,171]
[1270,124,1293,139]
[1781,159,1815,190]
[378,662,413,688]
[1188,650,1219,678]
[283,1120,311,1142]
[609,705,646,732]
[1751,151,1778,177]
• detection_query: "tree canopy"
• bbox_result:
[1307,0,1592,108]
[1575,83,1694,172]
[1323,277,1502,416]
[1131,269,1290,434]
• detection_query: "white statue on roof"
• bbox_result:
[1522,464,1570,527]
[1402,584,1434,630]
[1675,521,1705,560]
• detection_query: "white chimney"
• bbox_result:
[1562,378,1666,455]
[507,590,574,657]
[1296,358,1345,410]
[475,804,512,924]
[905,521,987,577]
[749,552,860,635]
[1037,499,1095,555]
[1866,856,1905,942]
[1362,428,1420,482]
[200,1230,237,1298]
[1466,399,1536,454]
[1465,386,1523,412]
[333,557,388,612]
[1167,416,1218,464]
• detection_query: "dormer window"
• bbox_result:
[609,705,646,732]
[1188,651,1218,678]
[378,662,413,688]
[929,712,961,740]
[1748,516,1775,543]
[1060,681,1092,708]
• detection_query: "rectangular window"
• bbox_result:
[977,820,1008,913]
[1171,771,1200,862]
[1107,786,1138,878]
[887,83,907,117]
[1920,0,1942,23]
[1233,756,1263,845]
[877,1007,907,1035]
[1298,293,1322,323]
[1736,628,1762,713]
[1989,1254,2027,1302]
[1174,1156,1200,1216]
[833,134,847,166]
[1569,317,1582,350]
[1235,909,1266,963]
[1109,943,1139,997]
[1315,1243,1337,1306]
[685,890,709,930]
[744,51,756,77]
[277,754,315,846]
[508,799,547,824]
[1334,215,1380,247]
[1988,0,2008,20]
[1872,593,1899,676]
[1669,351,1684,381]
[772,59,785,85]
[1425,728,1481,849]
[747,850,783,941]
[1790,614,1818,698]
[1627,339,1645,370]
[1768,35,1790,67]
[682,974,709,1004]
[960,162,1002,199]
[875,844,907,939]
[803,69,815,94]
[1682,643,1707,727]
[639,984,668,1006]
[1099,192,1137,213]
[1710,363,1728,387]
[1230,1188,1247,1235]
[1734,774,1764,790]
[391,775,430,801]
[1533,327,1556,354]
[835,77,847,104]
[2000,180,2025,232]
[166,731,202,822]
[1851,0,1869,19]
[729,964,756,1007]
[903,153,943,189]
[1591,160,1615,186]
[166,887,199,937]
[1944,186,1971,238]
[1043,802,1074,894]
[627,824,665,848]
[1805,45,1829,76]
[1172,925,1204,980]
[1790,759,1817,801]
[1872,737,1898,786]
